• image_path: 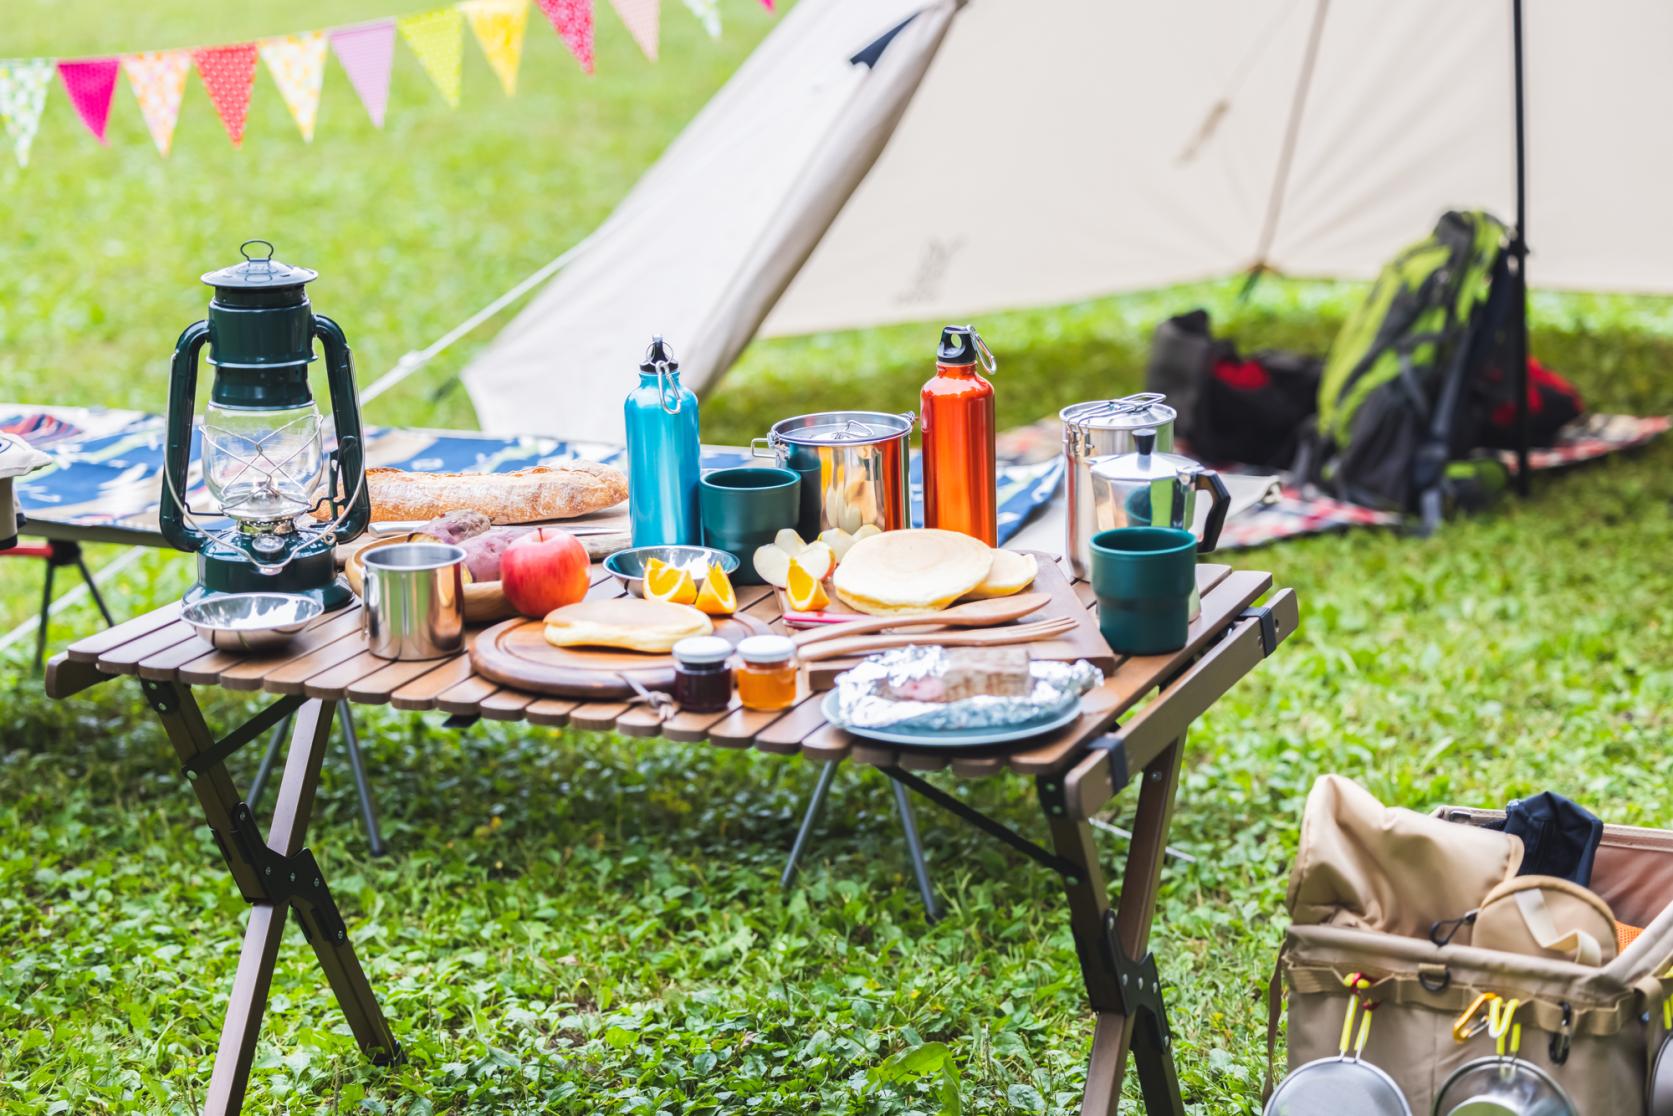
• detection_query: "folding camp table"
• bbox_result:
[46,551,1294,1115]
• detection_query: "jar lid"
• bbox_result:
[1060,393,1175,432]
[736,634,795,664]
[672,635,732,666]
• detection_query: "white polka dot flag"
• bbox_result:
[608,0,661,62]
[0,0,770,166]
[682,0,721,40]
[0,58,54,166]
[259,32,329,142]
[121,51,191,157]
[462,0,531,97]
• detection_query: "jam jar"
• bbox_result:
[735,634,797,711]
[671,636,734,712]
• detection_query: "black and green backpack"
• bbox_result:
[1311,210,1513,529]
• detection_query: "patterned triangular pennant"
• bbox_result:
[608,0,659,62]
[462,0,530,96]
[330,20,396,127]
[680,0,720,39]
[122,51,191,156]
[535,0,594,75]
[398,8,465,107]
[0,59,54,166]
[192,44,259,147]
[57,58,121,145]
[759,0,774,10]
[258,32,328,141]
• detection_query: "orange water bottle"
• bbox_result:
[920,325,997,544]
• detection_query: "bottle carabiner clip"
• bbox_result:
[970,328,997,375]
[654,360,682,416]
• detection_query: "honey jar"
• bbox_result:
[735,634,797,711]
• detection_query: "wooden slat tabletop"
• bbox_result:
[51,555,1277,778]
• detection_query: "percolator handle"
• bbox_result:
[160,320,210,553]
[1193,468,1231,554]
[314,315,372,541]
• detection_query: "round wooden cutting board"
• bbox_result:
[471,608,771,698]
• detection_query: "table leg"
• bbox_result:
[781,761,838,889]
[1038,735,1187,1116]
[138,682,399,1113]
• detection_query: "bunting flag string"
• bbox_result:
[608,0,661,63]
[4,0,772,168]
[57,59,120,145]
[399,8,465,108]
[331,21,397,128]
[463,0,531,96]
[536,0,595,75]
[259,32,328,141]
[0,59,54,167]
[121,51,191,157]
[192,44,260,147]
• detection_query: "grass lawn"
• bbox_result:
[4,2,1672,1113]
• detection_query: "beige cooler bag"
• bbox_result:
[1278,804,1673,1114]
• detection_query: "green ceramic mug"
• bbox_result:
[1090,527,1198,655]
[699,466,800,584]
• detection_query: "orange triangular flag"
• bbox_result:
[192,44,259,146]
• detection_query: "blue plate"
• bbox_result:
[820,691,1083,749]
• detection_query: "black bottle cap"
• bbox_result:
[937,325,977,364]
[640,335,679,372]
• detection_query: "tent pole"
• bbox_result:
[1246,0,1330,288]
[1511,0,1531,495]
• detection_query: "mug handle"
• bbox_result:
[750,437,776,459]
[1193,469,1231,553]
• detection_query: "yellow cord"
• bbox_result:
[1488,997,1523,1058]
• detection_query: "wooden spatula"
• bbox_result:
[791,592,1051,648]
[796,616,1077,663]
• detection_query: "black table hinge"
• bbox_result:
[1239,605,1279,657]
[441,713,480,730]
[1094,910,1172,1047]
[179,694,305,780]
[219,801,349,946]
[1084,731,1130,795]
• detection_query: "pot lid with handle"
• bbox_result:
[767,410,914,447]
[1090,428,1197,485]
[1060,392,1176,432]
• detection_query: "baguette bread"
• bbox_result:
[327,462,628,524]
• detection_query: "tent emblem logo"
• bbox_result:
[896,237,964,306]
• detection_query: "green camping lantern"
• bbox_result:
[161,240,371,608]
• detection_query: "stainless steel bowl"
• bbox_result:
[604,546,739,597]
[182,593,323,653]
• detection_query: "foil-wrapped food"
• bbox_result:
[833,646,1103,732]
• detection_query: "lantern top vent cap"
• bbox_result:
[201,240,318,290]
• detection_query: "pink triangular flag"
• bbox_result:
[192,44,259,147]
[57,58,120,144]
[536,0,594,75]
[760,0,773,9]
[330,20,396,127]
[608,0,659,62]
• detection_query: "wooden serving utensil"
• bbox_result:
[796,616,1077,663]
[791,591,1051,648]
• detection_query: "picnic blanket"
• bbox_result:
[1,406,1064,547]
[997,412,1669,550]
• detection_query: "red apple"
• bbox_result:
[500,528,590,617]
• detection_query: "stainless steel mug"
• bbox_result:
[751,411,914,537]
[1061,393,1176,579]
[362,542,466,660]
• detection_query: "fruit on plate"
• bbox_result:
[753,542,793,589]
[501,527,590,617]
[967,549,1039,599]
[543,598,712,653]
[818,527,856,561]
[774,528,806,555]
[694,562,737,616]
[831,528,993,615]
[645,562,698,605]
[786,556,830,611]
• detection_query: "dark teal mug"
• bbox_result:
[1090,527,1198,655]
[699,467,800,584]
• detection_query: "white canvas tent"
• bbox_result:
[462,0,1673,443]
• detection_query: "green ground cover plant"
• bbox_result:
[4,2,1670,1112]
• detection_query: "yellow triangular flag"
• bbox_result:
[461,0,529,96]
[258,31,328,141]
[399,7,464,107]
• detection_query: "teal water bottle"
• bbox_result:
[625,336,701,546]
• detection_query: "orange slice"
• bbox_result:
[786,556,830,611]
[694,561,737,616]
[644,562,698,605]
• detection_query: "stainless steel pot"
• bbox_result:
[752,411,914,536]
[1433,1057,1578,1115]
[1061,393,1176,579]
